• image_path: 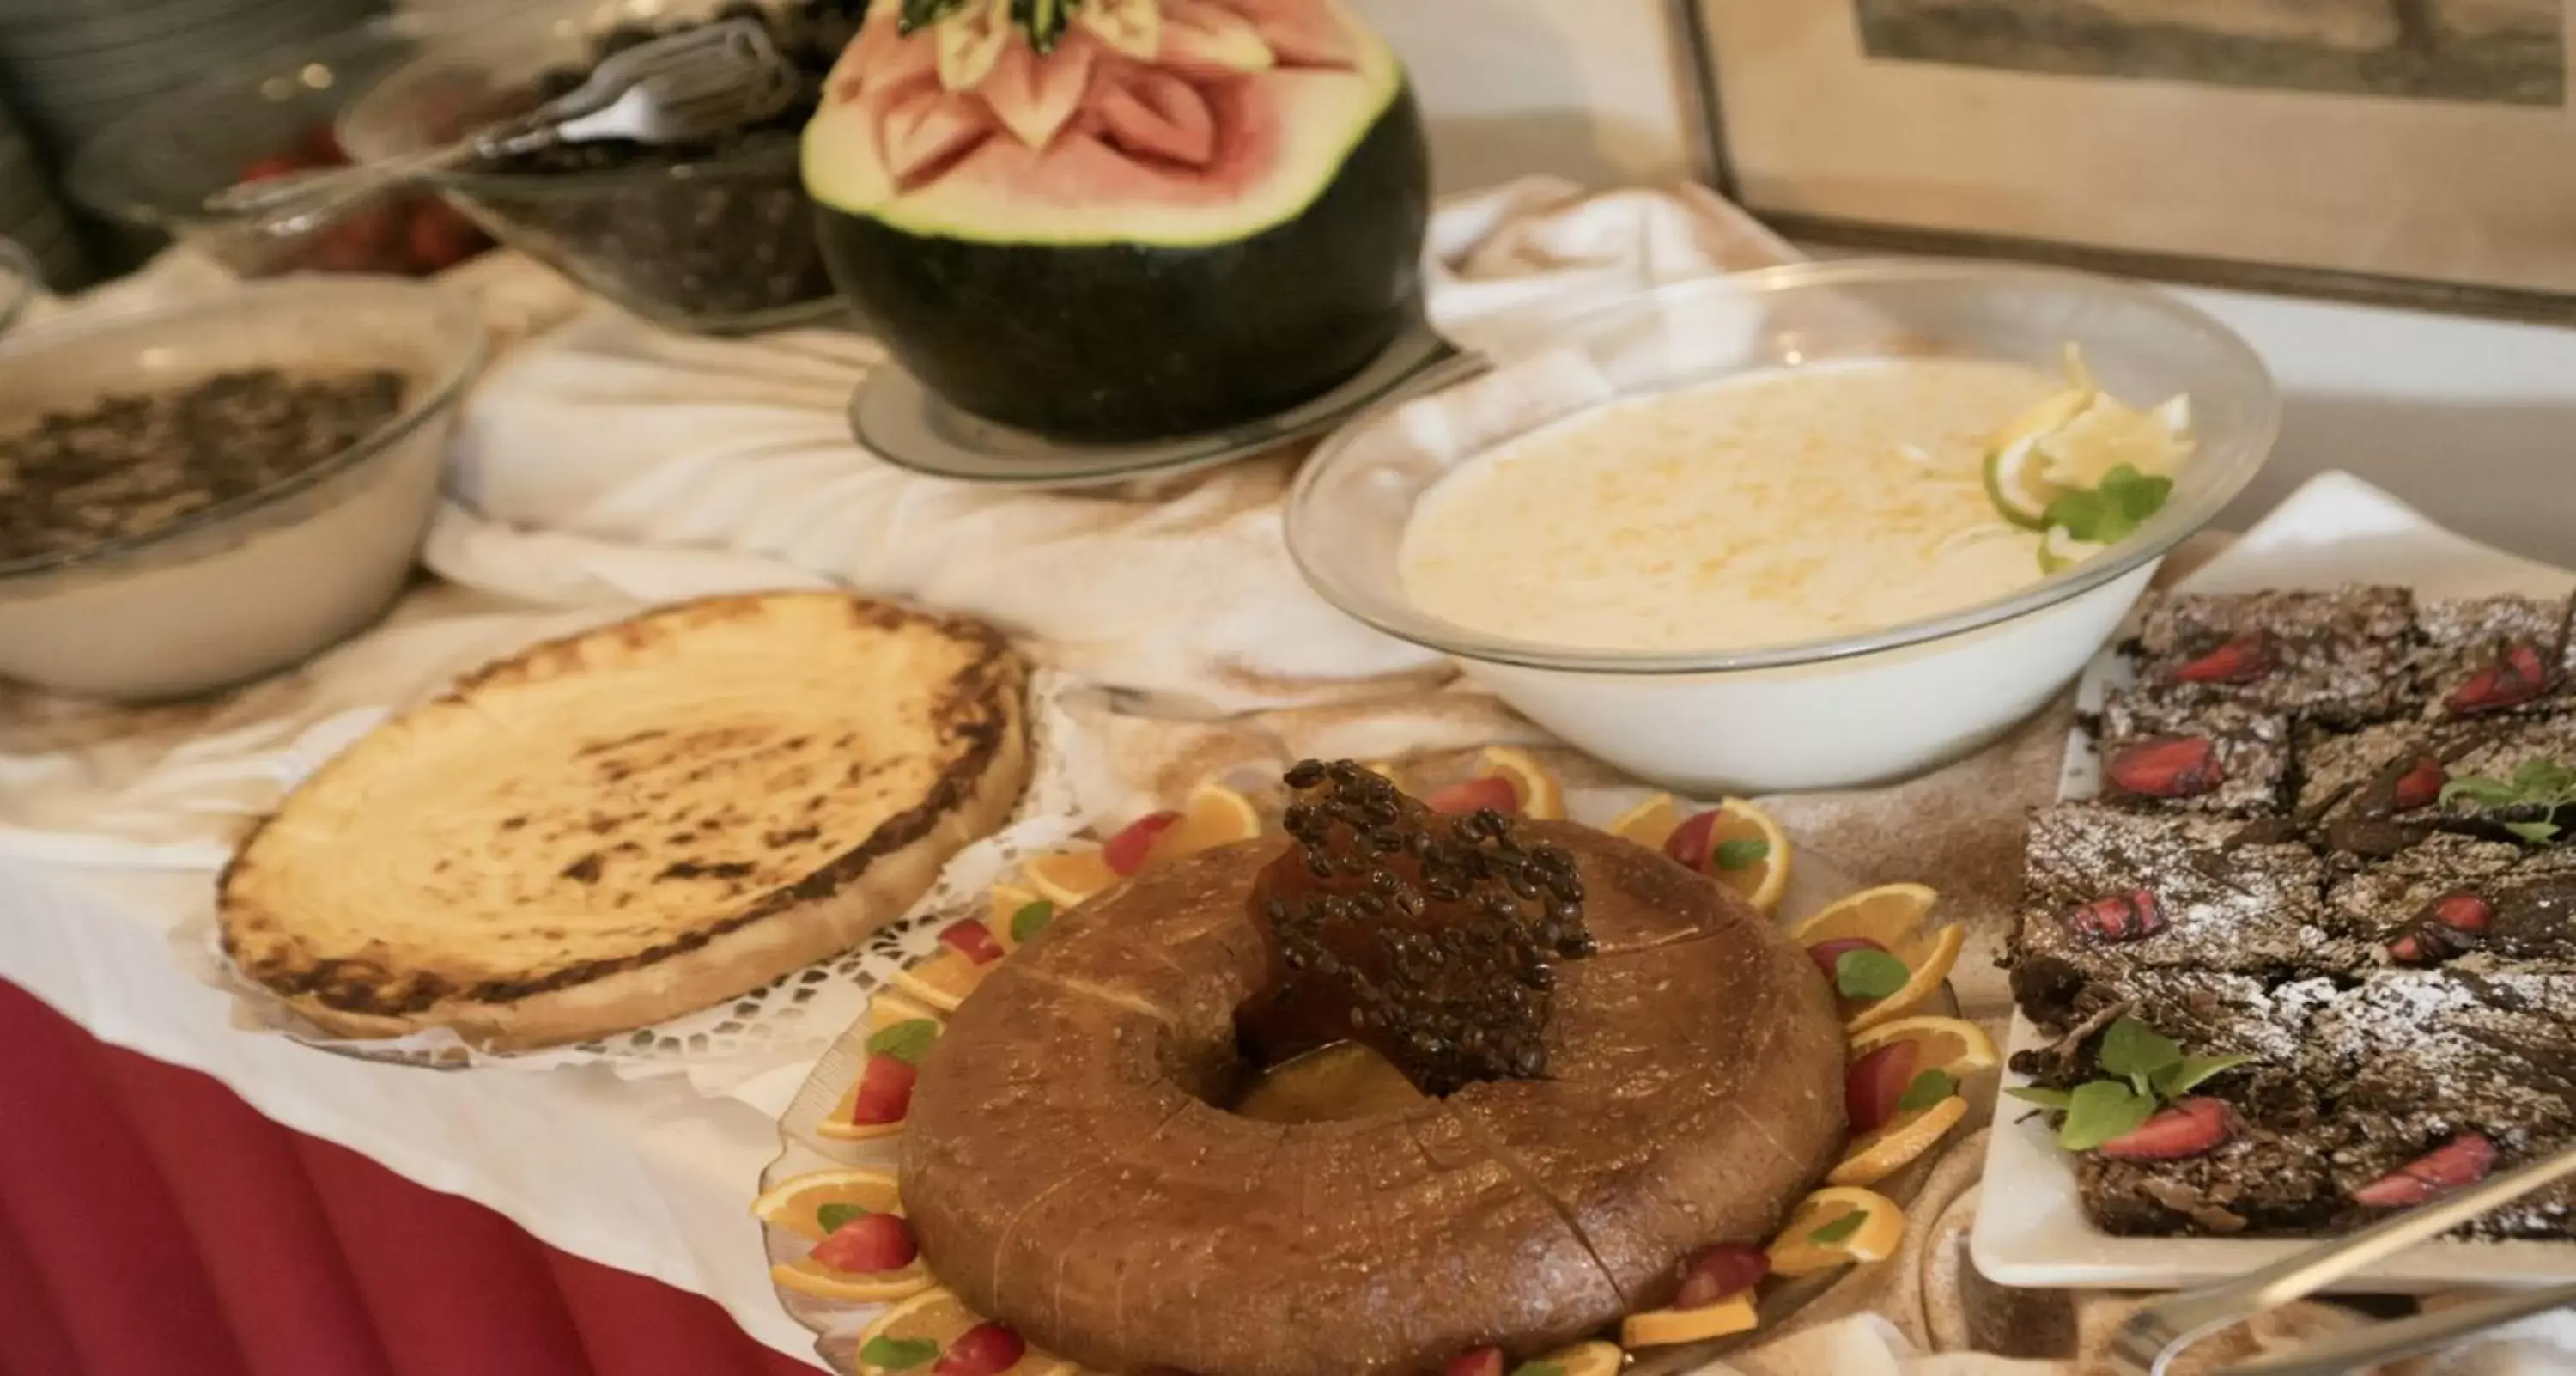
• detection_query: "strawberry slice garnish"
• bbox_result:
[1102,811,1181,874]
[938,918,1005,965]
[848,1055,919,1126]
[1662,809,1718,870]
[809,1212,917,1274]
[1425,776,1519,816]
[935,1322,1027,1376]
[2096,1097,2233,1160]
[1673,1243,1770,1308]
[1845,1041,1920,1135]
[2354,1133,2497,1208]
[1443,1348,1504,1376]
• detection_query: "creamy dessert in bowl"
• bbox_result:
[1286,260,2278,794]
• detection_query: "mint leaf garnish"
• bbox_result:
[1898,1069,1957,1114]
[2007,1086,2075,1111]
[1009,898,1056,945]
[2057,1080,2154,1152]
[861,1336,940,1371]
[1508,1363,1566,1376]
[865,1018,941,1066]
[1807,1212,1868,1245]
[2044,464,2173,545]
[817,1202,870,1233]
[1835,949,1911,1002]
[2098,1016,2184,1098]
[2440,761,2576,836]
[1714,838,1771,872]
[2154,1052,2253,1100]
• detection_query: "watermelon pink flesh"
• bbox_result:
[809,0,1394,230]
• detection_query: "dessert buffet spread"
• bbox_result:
[218,593,1029,1050]
[2003,585,2576,1240]
[758,753,1990,1375]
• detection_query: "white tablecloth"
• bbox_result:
[10,191,2576,1375]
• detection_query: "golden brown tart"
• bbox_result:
[219,592,1028,1050]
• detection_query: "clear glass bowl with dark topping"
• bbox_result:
[338,0,859,335]
[0,277,485,700]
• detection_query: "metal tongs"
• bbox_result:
[211,18,802,234]
[2109,1141,2576,1376]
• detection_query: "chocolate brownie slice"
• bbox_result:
[2079,1077,2340,1237]
[2321,835,2527,968]
[2136,586,2415,727]
[2017,805,2338,983]
[2098,691,2293,815]
[2414,594,2574,722]
[2293,718,2484,856]
[2302,969,2576,1239]
[2433,709,2576,843]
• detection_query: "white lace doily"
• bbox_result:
[177,668,1095,1084]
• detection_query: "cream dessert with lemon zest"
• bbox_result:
[1398,349,2191,655]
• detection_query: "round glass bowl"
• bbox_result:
[67,9,501,279]
[1285,259,2280,795]
[338,0,841,335]
[0,278,486,700]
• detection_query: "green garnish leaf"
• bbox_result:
[1013,0,1071,50]
[2097,1016,2184,1098]
[2154,1052,2254,1100]
[2044,464,2173,545]
[861,1336,941,1371]
[2057,1080,2154,1152]
[1009,898,1056,945]
[1898,1069,1958,1114]
[1835,949,1911,1002]
[865,1019,941,1066]
[2441,762,2576,833]
[2006,1086,2076,1111]
[817,1202,871,1233]
[1807,1212,1868,1245]
[1508,1363,1566,1376]
[1714,837,1772,871]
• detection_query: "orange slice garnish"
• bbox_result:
[1699,799,1789,915]
[1020,849,1121,909]
[1845,922,1964,1034]
[1765,1187,1905,1277]
[1789,883,1937,949]
[1144,782,1263,864]
[773,1251,937,1306]
[890,948,993,1014]
[1847,1015,1998,1076]
[1527,1342,1623,1376]
[1827,1094,1969,1188]
[1607,794,1682,850]
[752,1167,903,1241]
[854,1288,1075,1376]
[1620,1293,1759,1347]
[1477,746,1567,821]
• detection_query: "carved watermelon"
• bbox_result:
[803,0,1431,442]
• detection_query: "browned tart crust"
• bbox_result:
[900,806,1846,1375]
[219,593,1029,1050]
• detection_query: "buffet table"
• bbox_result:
[8,183,2576,1376]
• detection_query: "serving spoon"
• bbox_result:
[210,18,803,236]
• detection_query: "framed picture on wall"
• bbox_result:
[1680,0,2576,316]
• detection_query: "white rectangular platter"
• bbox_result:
[1971,471,2576,1293]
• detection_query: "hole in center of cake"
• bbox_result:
[1227,759,1596,1104]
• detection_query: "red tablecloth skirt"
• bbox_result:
[0,979,819,1376]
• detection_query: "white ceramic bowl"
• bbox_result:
[0,278,484,699]
[1285,259,2279,795]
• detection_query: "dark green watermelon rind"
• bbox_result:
[817,86,1432,443]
